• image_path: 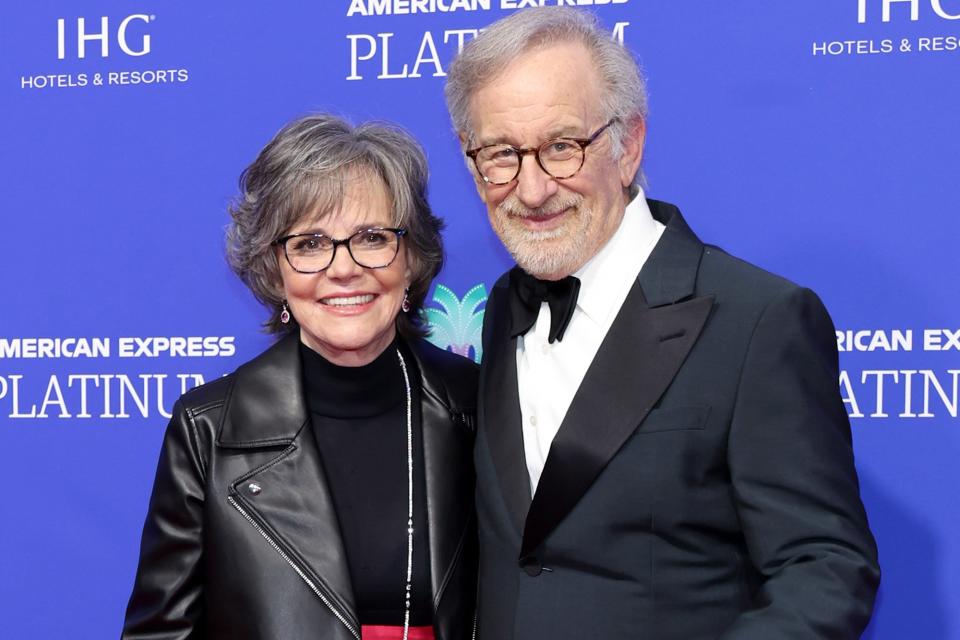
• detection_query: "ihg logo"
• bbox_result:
[857,0,960,22]
[57,14,153,59]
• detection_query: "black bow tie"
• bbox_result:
[508,268,581,344]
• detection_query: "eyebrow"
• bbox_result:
[292,222,391,236]
[545,125,586,139]
[477,125,587,148]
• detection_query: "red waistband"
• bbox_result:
[361,624,435,640]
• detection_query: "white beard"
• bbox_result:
[494,194,593,279]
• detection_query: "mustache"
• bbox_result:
[498,194,582,218]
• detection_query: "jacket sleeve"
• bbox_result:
[720,287,880,639]
[122,399,208,640]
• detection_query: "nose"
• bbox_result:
[514,152,559,209]
[324,243,363,281]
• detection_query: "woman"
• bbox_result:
[123,115,478,640]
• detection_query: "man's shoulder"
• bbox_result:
[648,198,804,297]
[491,269,513,291]
[694,244,837,333]
[408,337,478,413]
[484,269,515,313]
[700,244,799,295]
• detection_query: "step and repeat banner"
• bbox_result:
[2,1,957,638]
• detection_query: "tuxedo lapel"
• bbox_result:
[521,287,713,557]
[480,281,532,535]
[521,201,714,558]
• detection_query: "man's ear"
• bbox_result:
[458,130,490,200]
[618,117,646,188]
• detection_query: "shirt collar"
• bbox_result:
[574,188,662,326]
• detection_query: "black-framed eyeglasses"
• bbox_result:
[274,227,407,273]
[465,119,616,185]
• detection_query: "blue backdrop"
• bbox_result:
[2,2,957,638]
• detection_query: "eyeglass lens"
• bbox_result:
[284,228,401,272]
[475,140,584,184]
[470,120,614,185]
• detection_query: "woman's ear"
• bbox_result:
[618,118,646,188]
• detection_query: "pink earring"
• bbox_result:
[401,289,411,313]
[280,301,291,324]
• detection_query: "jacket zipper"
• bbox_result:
[227,495,361,640]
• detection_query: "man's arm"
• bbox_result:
[721,286,880,639]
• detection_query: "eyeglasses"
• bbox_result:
[465,119,616,185]
[274,227,407,273]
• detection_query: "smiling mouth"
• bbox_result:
[320,294,375,307]
[513,208,571,231]
[524,210,565,222]
[505,200,576,222]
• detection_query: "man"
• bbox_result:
[444,7,879,639]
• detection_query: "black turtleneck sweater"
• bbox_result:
[300,341,432,626]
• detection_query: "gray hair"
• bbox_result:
[226,114,444,338]
[445,7,648,182]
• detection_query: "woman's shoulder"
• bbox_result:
[406,338,478,413]
[174,333,298,418]
[175,372,235,416]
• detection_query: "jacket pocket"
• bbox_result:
[638,405,710,434]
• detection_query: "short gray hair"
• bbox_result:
[226,114,444,338]
[445,7,647,181]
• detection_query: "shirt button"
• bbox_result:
[530,415,538,426]
[541,344,549,355]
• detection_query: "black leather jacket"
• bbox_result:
[122,334,478,640]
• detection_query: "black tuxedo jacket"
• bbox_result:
[475,200,879,640]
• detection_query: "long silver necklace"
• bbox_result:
[395,349,414,640]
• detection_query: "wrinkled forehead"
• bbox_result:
[466,41,603,144]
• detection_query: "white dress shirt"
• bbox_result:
[516,191,665,493]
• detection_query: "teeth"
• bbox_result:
[322,294,375,307]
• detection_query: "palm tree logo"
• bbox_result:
[425,283,487,363]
